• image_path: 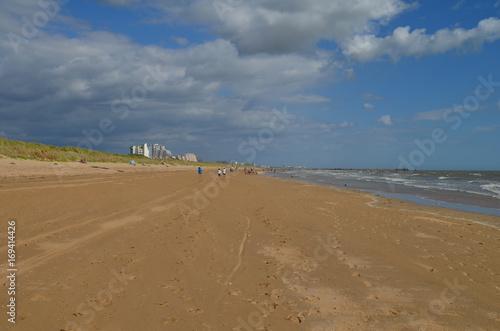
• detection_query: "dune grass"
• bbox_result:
[0,137,228,167]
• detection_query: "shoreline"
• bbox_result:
[0,162,499,330]
[364,189,500,219]
[266,173,500,230]
[265,170,500,219]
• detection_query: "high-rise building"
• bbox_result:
[184,153,197,162]
[150,143,172,159]
[130,143,150,158]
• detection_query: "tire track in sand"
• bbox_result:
[0,175,212,278]
[212,215,252,328]
[225,215,251,285]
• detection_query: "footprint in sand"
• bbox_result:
[164,317,176,324]
[304,295,320,302]
[189,308,203,314]
[287,315,302,324]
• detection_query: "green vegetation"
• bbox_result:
[0,137,227,167]
[0,137,149,163]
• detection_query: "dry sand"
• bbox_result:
[0,157,193,179]
[0,159,499,330]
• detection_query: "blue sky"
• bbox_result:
[1,0,500,169]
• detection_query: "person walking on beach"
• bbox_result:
[222,168,226,176]
[198,166,203,175]
[218,168,221,177]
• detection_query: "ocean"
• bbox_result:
[265,169,500,217]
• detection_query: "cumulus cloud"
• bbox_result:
[343,17,500,61]
[1,0,500,165]
[0,0,334,157]
[378,115,393,125]
[155,0,414,55]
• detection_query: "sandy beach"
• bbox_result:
[0,159,499,330]
[0,157,194,179]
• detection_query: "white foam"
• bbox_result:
[481,184,500,198]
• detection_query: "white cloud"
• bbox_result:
[452,0,466,11]
[0,0,334,155]
[343,17,500,61]
[171,36,188,46]
[473,125,500,131]
[310,120,355,132]
[280,94,331,104]
[95,0,140,7]
[340,121,354,128]
[378,115,393,125]
[412,108,451,121]
[156,0,414,55]
[1,0,499,166]
[362,93,386,100]
[411,105,481,122]
[363,103,374,110]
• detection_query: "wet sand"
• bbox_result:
[0,159,499,330]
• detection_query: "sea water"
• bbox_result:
[266,170,500,217]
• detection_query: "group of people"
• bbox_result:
[243,167,256,174]
[197,166,235,176]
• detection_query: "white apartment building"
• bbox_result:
[130,143,150,158]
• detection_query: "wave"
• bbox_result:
[481,184,500,198]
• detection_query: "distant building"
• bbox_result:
[184,153,197,162]
[130,143,150,158]
[151,143,172,159]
